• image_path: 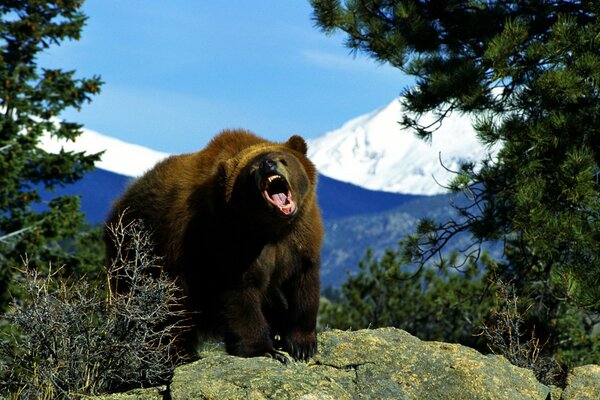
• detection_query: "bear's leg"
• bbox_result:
[278,258,320,361]
[222,286,288,363]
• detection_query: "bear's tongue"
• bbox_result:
[271,192,288,207]
[265,190,296,216]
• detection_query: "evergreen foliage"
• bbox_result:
[312,0,599,370]
[0,0,103,310]
[321,249,494,350]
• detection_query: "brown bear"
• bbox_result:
[104,129,323,362]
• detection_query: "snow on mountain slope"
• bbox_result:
[39,98,496,196]
[307,99,497,195]
[40,128,169,177]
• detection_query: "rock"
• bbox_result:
[314,328,548,400]
[85,386,166,400]
[171,352,351,399]
[169,328,549,399]
[90,328,599,400]
[561,364,600,400]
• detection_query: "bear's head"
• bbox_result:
[220,135,317,225]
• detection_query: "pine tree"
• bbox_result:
[0,0,102,310]
[320,248,493,350]
[311,0,599,367]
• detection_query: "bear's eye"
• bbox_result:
[279,159,288,167]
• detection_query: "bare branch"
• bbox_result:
[0,213,190,397]
[0,226,34,244]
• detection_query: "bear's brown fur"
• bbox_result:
[105,129,323,362]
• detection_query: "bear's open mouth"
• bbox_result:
[262,174,297,217]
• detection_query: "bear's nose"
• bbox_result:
[259,159,277,173]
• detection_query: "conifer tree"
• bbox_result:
[312,0,599,366]
[311,0,599,303]
[0,0,102,310]
[320,249,493,350]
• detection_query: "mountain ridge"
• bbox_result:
[307,98,496,195]
[41,98,493,198]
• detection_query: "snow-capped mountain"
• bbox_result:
[307,98,496,195]
[38,128,170,224]
[40,128,169,178]
[40,98,495,196]
[38,122,421,223]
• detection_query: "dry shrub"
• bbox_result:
[0,216,188,398]
[479,279,563,386]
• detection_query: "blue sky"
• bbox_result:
[40,1,411,154]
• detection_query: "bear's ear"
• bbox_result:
[286,135,307,155]
[219,159,235,179]
[218,159,238,202]
[218,159,233,185]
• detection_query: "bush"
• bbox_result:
[0,216,188,398]
[478,279,564,386]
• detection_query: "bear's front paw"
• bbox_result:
[282,331,317,361]
[264,349,290,364]
[225,333,283,361]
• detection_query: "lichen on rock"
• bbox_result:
[315,327,549,400]
[561,364,600,400]
[88,328,599,400]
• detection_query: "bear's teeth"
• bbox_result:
[267,175,281,183]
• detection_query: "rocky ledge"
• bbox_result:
[93,327,599,400]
